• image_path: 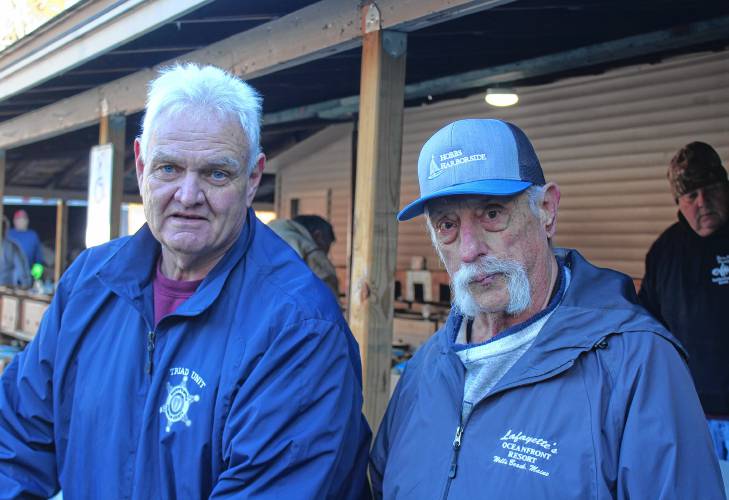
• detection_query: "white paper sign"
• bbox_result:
[85,143,114,248]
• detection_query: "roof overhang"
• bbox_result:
[0,0,513,150]
[0,0,214,102]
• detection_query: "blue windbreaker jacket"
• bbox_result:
[0,210,371,499]
[371,249,725,499]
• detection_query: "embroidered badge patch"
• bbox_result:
[160,367,206,432]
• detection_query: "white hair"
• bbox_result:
[526,185,545,218]
[138,63,263,174]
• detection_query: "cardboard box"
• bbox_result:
[21,299,49,338]
[1,296,20,333]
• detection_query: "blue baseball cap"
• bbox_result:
[397,119,545,221]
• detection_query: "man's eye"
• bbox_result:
[486,209,500,219]
[437,221,456,232]
[161,165,175,173]
[211,170,228,180]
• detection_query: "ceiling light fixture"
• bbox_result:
[485,88,519,107]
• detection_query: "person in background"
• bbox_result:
[7,209,43,271]
[0,63,370,499]
[0,216,31,289]
[269,214,340,298]
[639,141,729,461]
[370,118,724,498]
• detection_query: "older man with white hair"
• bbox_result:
[370,118,724,498]
[0,64,370,499]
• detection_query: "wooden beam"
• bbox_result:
[0,0,512,150]
[45,154,87,189]
[3,186,141,203]
[0,151,5,233]
[264,15,729,125]
[53,199,68,283]
[0,0,213,102]
[373,0,512,33]
[4,160,30,185]
[348,3,407,431]
[99,114,127,238]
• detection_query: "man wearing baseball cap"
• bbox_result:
[640,141,729,460]
[370,119,723,498]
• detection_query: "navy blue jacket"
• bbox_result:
[371,249,724,499]
[639,213,729,415]
[0,210,370,499]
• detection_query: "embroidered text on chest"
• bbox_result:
[492,429,559,478]
[711,255,729,285]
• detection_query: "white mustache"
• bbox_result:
[452,256,531,317]
[454,257,522,287]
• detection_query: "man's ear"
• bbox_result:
[540,182,561,239]
[245,153,266,207]
[134,139,145,195]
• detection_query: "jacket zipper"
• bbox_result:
[438,335,612,498]
[145,330,156,374]
[441,422,464,500]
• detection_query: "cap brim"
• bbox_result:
[397,179,533,221]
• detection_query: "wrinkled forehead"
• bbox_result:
[425,193,523,216]
[145,108,248,164]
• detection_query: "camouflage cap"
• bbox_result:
[667,141,727,201]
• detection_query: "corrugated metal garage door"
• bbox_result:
[272,50,728,280]
[398,50,729,278]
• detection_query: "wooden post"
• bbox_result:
[54,199,68,283]
[348,2,407,432]
[0,150,5,236]
[99,113,126,238]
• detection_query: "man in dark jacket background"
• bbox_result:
[371,118,724,498]
[0,63,370,499]
[269,215,340,298]
[639,141,729,460]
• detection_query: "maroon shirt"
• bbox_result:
[153,259,202,326]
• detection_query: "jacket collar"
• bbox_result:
[96,207,257,325]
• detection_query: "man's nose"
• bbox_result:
[175,173,204,206]
[459,218,486,263]
[696,189,707,208]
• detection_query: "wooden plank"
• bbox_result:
[0,150,5,231]
[103,114,127,238]
[347,4,407,431]
[2,185,141,203]
[0,0,213,102]
[377,0,512,32]
[54,199,69,284]
[0,0,510,149]
[0,0,143,68]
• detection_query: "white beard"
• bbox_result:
[451,256,531,318]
